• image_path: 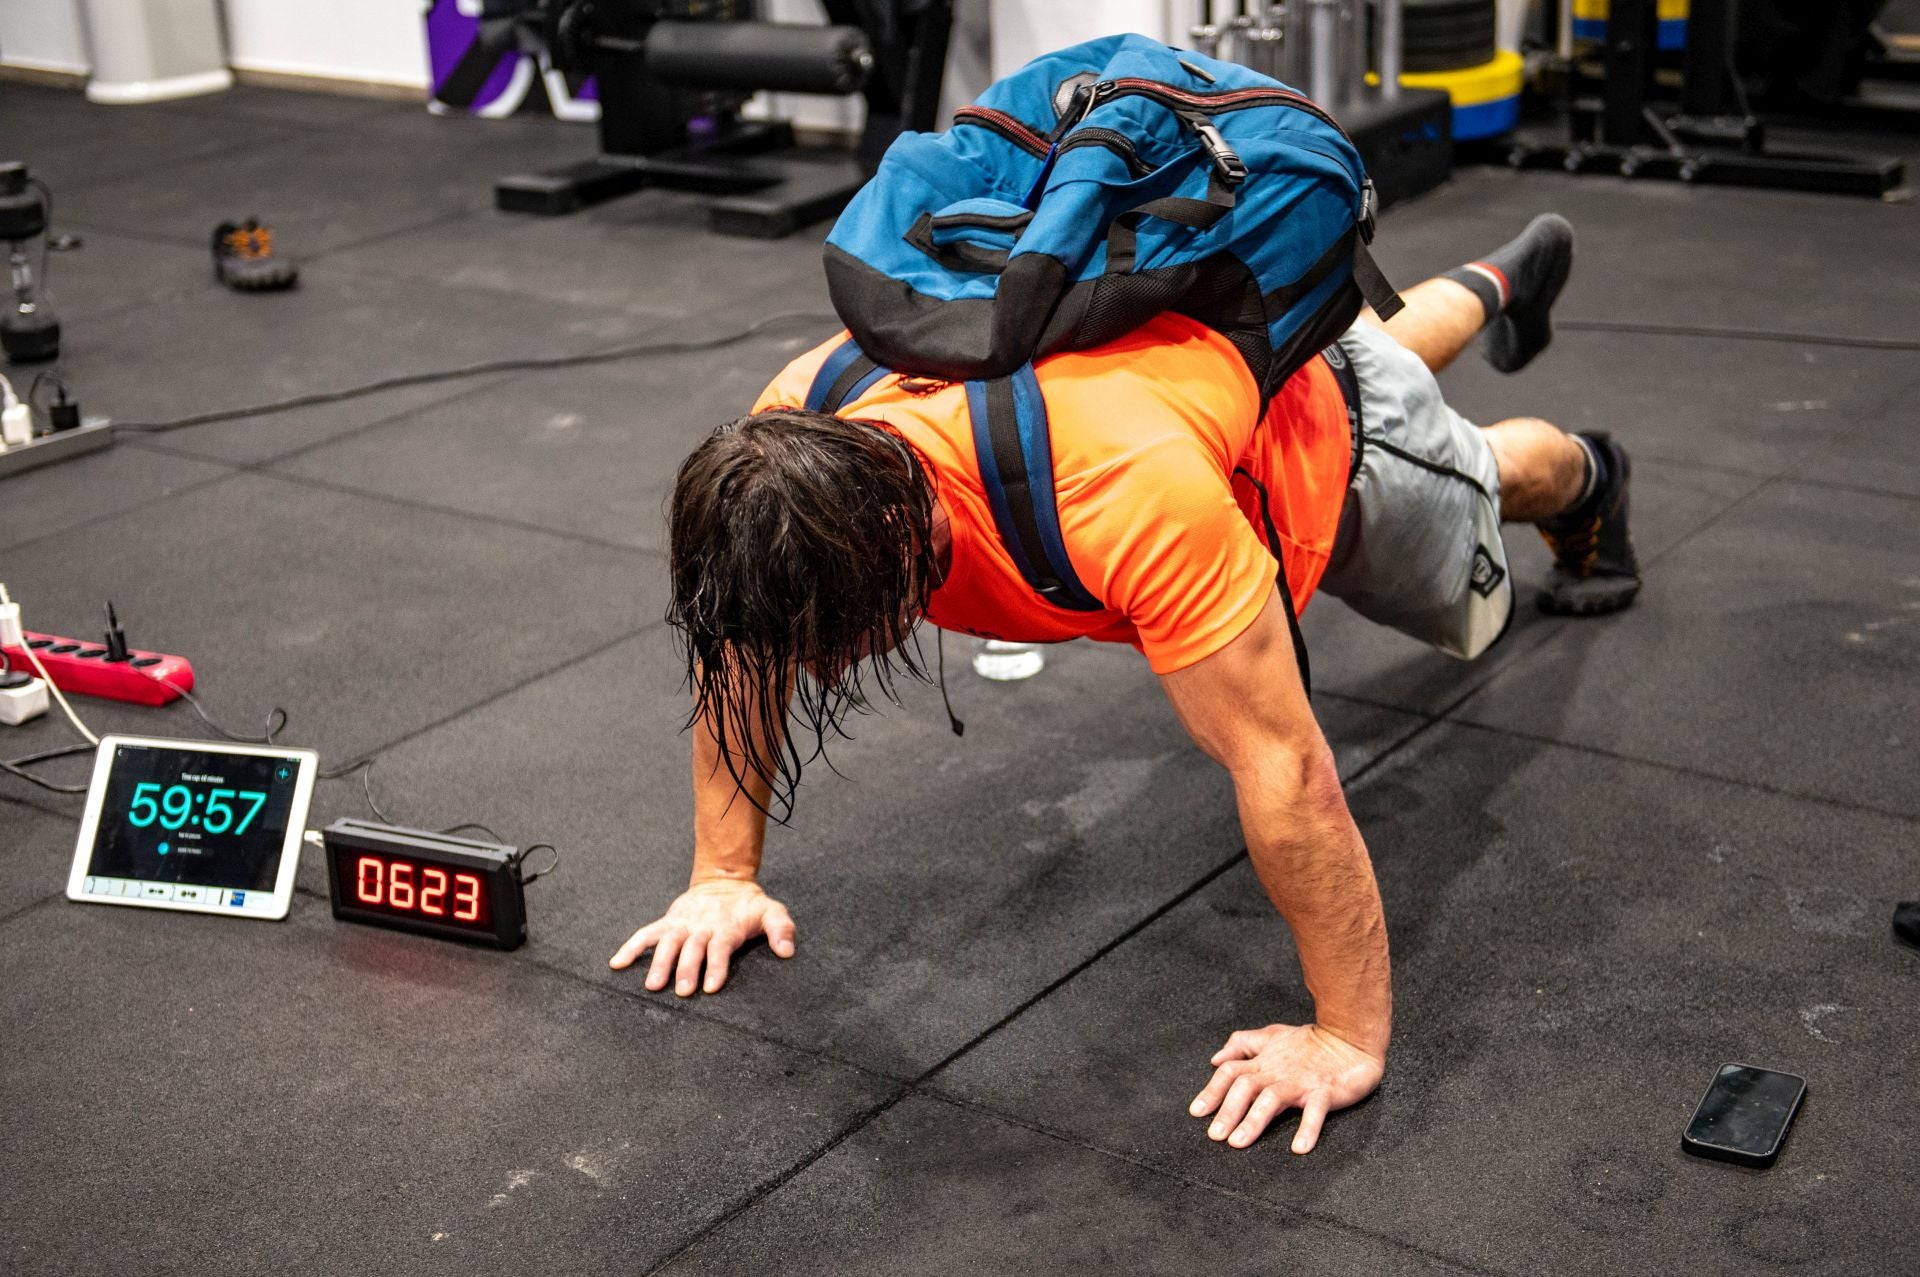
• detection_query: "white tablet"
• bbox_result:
[66,735,318,921]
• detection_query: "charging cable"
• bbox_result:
[0,583,99,746]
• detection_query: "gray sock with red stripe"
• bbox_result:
[1442,213,1574,374]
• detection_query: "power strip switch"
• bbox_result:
[0,671,49,724]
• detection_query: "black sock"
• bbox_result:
[1442,214,1575,374]
[1549,434,1608,524]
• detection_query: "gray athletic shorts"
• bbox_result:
[1317,321,1514,660]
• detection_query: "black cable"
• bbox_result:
[142,672,288,745]
[29,177,55,296]
[0,741,95,794]
[518,843,559,886]
[312,754,395,823]
[439,821,504,842]
[359,760,394,824]
[317,754,373,780]
[0,756,89,793]
[1558,318,1920,353]
[113,311,840,434]
[6,743,93,767]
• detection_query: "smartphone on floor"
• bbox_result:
[1681,1063,1806,1168]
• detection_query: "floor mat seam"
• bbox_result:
[911,687,1452,1086]
[914,1088,1514,1277]
[307,621,667,790]
[509,951,909,1085]
[1440,716,1920,827]
[643,1089,913,1276]
[0,467,248,556]
[238,467,669,558]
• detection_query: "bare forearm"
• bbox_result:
[689,714,769,883]
[1232,743,1392,1055]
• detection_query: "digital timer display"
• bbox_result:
[345,853,492,928]
[322,819,526,949]
[89,745,303,892]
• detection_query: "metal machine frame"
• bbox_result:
[1496,0,1905,197]
[494,0,951,238]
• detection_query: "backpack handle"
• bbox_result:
[904,208,1033,276]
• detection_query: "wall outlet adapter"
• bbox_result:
[0,672,49,725]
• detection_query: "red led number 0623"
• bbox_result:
[354,855,481,921]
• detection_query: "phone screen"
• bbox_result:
[1685,1065,1804,1158]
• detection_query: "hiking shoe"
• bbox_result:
[1537,432,1642,616]
[212,219,299,291]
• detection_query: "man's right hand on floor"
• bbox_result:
[609,879,796,996]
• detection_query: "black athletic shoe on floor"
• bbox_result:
[212,219,299,291]
[1537,432,1642,616]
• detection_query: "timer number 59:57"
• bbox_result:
[127,784,267,834]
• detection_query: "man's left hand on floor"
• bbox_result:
[1189,1023,1386,1152]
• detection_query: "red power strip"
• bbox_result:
[2,631,194,705]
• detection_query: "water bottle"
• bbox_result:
[972,639,1044,681]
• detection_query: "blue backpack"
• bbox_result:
[806,34,1401,682]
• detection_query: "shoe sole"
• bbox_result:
[1536,580,1641,616]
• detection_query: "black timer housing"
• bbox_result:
[322,818,527,950]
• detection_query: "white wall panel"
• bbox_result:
[989,0,1176,79]
[0,0,92,74]
[220,0,429,87]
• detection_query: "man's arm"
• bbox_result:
[1158,586,1392,1152]
[609,663,798,995]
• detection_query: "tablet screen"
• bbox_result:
[87,742,307,892]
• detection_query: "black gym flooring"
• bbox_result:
[2,81,1916,1275]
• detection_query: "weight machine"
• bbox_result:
[449,0,950,238]
[1499,0,1906,196]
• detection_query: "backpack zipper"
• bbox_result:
[952,106,1051,158]
[959,84,1353,165]
[1088,78,1356,148]
[955,86,1368,230]
[1055,128,1150,178]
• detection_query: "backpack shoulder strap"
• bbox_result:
[967,363,1313,693]
[804,337,893,414]
[965,366,1104,613]
[1353,180,1405,322]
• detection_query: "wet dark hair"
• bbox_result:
[667,406,939,820]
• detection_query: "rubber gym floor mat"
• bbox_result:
[324,191,836,323]
[0,445,231,554]
[1433,325,1917,483]
[1458,479,1920,818]
[0,471,658,765]
[318,629,1427,1080]
[1373,165,1920,345]
[55,110,598,259]
[0,897,895,1275]
[0,801,83,920]
[0,82,296,196]
[40,267,646,465]
[660,1095,1470,1276]
[267,313,841,554]
[930,726,1919,1277]
[1302,451,1766,716]
[4,68,1915,1277]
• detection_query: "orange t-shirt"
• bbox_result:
[753,314,1352,674]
